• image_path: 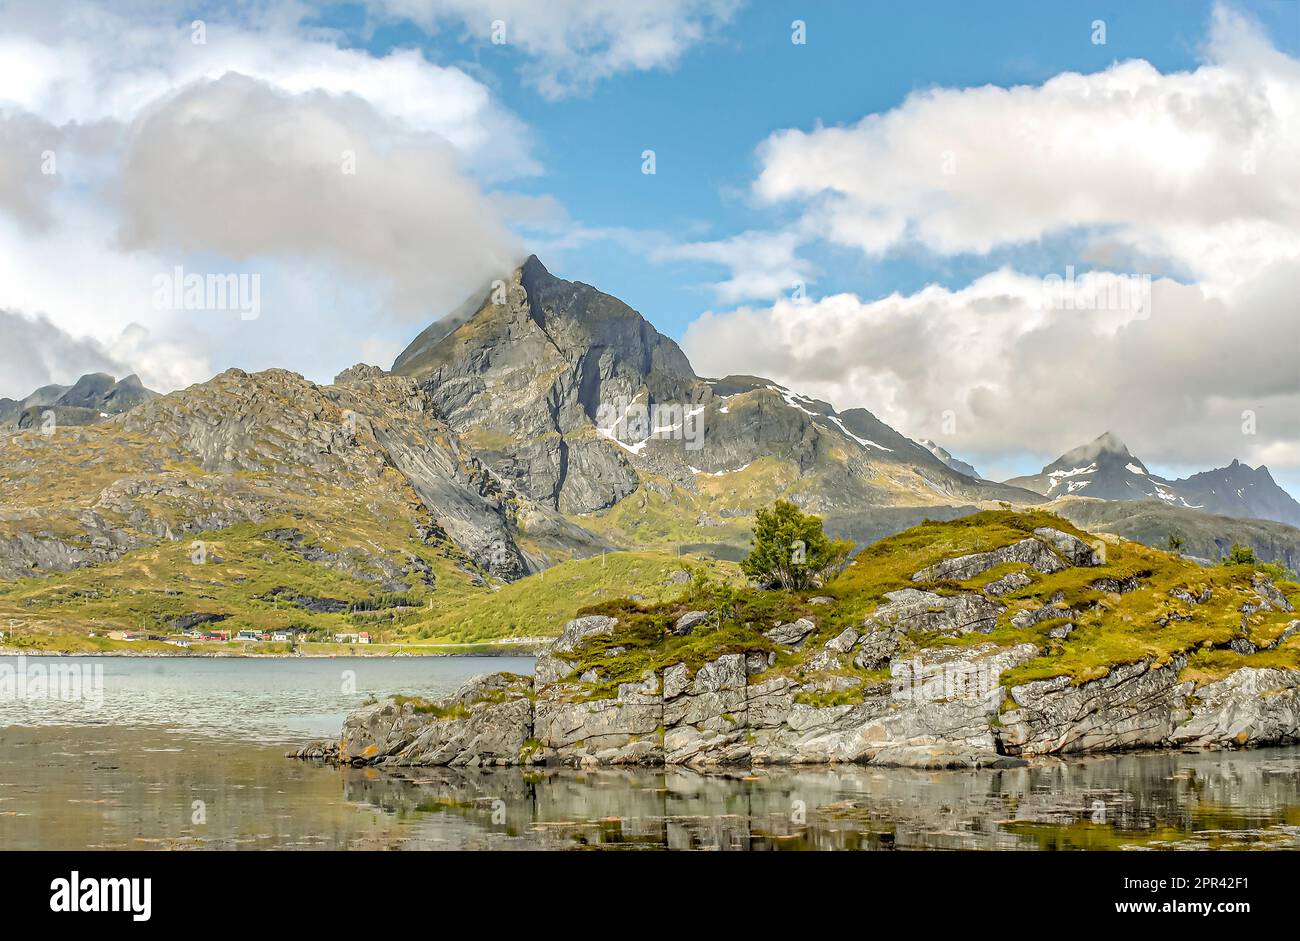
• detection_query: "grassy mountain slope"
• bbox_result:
[550,510,1299,700]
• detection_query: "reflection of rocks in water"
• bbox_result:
[331,749,1300,851]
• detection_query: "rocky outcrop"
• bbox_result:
[296,536,1300,771]
[337,673,533,767]
[333,363,387,384]
[308,634,1300,772]
[861,588,1004,637]
[1172,668,1300,747]
[911,537,1066,583]
[1000,658,1193,755]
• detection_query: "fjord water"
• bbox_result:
[3,656,1300,850]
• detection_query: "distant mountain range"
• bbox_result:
[0,373,156,429]
[1005,431,1300,528]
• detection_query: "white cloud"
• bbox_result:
[653,230,814,304]
[752,5,1299,287]
[682,262,1300,473]
[0,0,540,394]
[0,309,127,397]
[368,0,741,98]
[678,5,1300,479]
[117,74,523,315]
[0,0,535,177]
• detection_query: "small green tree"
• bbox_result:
[1166,532,1185,554]
[741,501,853,591]
[1224,543,1257,566]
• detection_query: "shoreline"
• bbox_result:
[0,645,542,659]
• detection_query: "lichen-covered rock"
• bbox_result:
[763,617,815,647]
[388,673,533,767]
[860,588,1003,637]
[339,698,434,765]
[1010,600,1075,629]
[663,654,748,765]
[1250,575,1294,613]
[533,672,663,766]
[1032,527,1103,567]
[984,570,1033,595]
[337,673,533,767]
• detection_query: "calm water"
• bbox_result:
[3,655,1300,850]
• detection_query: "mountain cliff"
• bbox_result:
[391,256,1042,545]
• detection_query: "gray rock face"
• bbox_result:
[862,588,1004,637]
[663,654,749,765]
[337,673,533,767]
[763,618,815,647]
[984,570,1033,595]
[1250,574,1294,612]
[911,537,1065,583]
[1000,658,1193,755]
[391,256,699,514]
[1172,668,1300,747]
[391,674,533,767]
[534,673,663,766]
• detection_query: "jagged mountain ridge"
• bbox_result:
[0,367,606,583]
[1008,432,1300,527]
[390,256,1040,526]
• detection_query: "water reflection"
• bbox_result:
[4,724,1299,850]
[338,749,1300,851]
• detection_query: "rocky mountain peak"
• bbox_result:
[1047,431,1136,470]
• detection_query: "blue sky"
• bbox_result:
[318,0,1298,339]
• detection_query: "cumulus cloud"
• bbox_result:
[0,309,128,398]
[0,110,63,230]
[369,0,741,98]
[0,1,539,392]
[117,74,522,316]
[677,5,1300,479]
[683,262,1300,472]
[753,5,1299,286]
